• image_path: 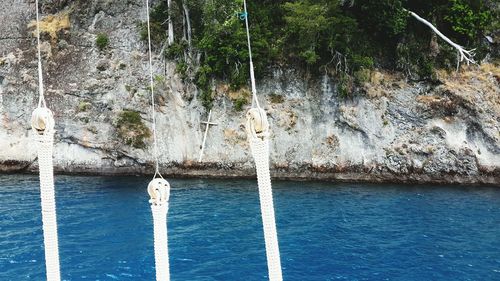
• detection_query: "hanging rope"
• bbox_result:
[242,0,260,109]
[35,0,46,108]
[145,0,161,177]
[31,1,61,281]
[148,179,171,281]
[145,0,171,280]
[242,1,283,280]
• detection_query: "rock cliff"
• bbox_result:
[1,0,499,184]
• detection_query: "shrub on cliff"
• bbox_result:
[96,33,109,51]
[116,110,151,149]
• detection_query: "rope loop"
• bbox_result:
[246,107,269,141]
[148,178,171,206]
[31,107,55,136]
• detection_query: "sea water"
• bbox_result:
[0,175,499,280]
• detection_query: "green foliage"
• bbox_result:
[199,89,214,110]
[176,61,188,80]
[354,0,408,38]
[154,74,165,83]
[337,73,354,98]
[445,0,492,41]
[95,33,109,51]
[165,41,187,60]
[195,0,273,89]
[144,0,497,98]
[233,96,247,111]
[77,101,91,112]
[116,110,151,149]
[351,55,374,70]
[138,2,169,47]
[353,68,371,85]
[282,1,329,65]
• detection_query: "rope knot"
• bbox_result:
[148,178,170,206]
[246,107,269,140]
[31,107,55,136]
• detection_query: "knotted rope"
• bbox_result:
[31,1,61,280]
[242,1,283,280]
[145,0,171,280]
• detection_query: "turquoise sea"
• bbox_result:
[0,175,499,280]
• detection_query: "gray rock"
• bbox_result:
[0,0,498,185]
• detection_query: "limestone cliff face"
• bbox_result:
[0,0,499,184]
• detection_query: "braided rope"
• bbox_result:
[249,137,283,281]
[151,203,170,281]
[145,0,170,279]
[35,131,61,281]
[242,1,283,279]
[33,1,61,280]
[148,178,171,281]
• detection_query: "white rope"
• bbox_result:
[145,1,171,280]
[35,130,61,281]
[243,0,260,109]
[242,2,283,278]
[35,0,46,108]
[146,0,160,176]
[32,2,61,280]
[246,109,282,281]
[151,203,170,281]
[250,137,283,281]
[148,179,171,281]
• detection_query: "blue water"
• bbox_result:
[0,175,499,280]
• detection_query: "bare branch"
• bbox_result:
[406,9,476,68]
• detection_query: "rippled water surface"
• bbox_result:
[0,175,499,280]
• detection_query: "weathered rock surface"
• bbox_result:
[1,0,499,185]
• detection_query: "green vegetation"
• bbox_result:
[77,101,91,112]
[116,110,151,149]
[445,0,493,41]
[233,96,247,111]
[95,33,109,51]
[154,74,165,84]
[141,0,497,101]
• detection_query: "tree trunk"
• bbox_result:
[167,0,174,45]
[183,1,192,50]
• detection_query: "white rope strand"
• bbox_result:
[243,0,260,109]
[33,2,61,280]
[242,2,283,279]
[35,0,46,108]
[146,0,160,176]
[36,131,61,281]
[151,203,170,281]
[250,137,283,281]
[145,1,171,280]
[148,179,171,281]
